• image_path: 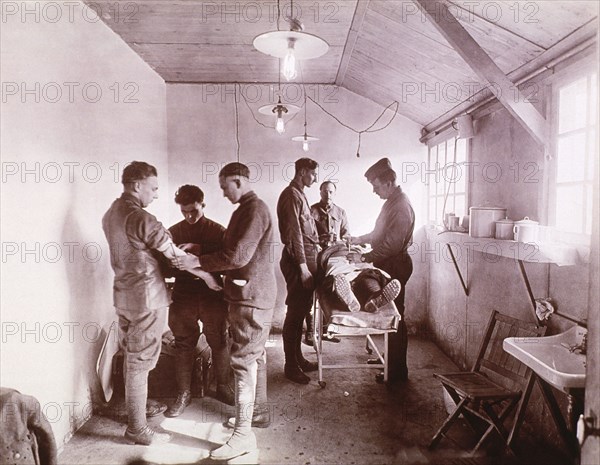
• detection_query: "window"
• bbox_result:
[427,136,469,226]
[551,72,597,237]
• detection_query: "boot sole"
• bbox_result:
[364,279,401,313]
[333,274,360,312]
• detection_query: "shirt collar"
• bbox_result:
[318,201,333,212]
[290,179,304,192]
[239,191,257,204]
[388,186,403,201]
[121,192,142,208]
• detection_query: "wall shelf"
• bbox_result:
[431,231,588,267]
[427,230,589,325]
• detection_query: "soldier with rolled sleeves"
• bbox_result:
[348,157,415,383]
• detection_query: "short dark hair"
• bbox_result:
[320,181,336,190]
[219,162,250,179]
[121,161,157,184]
[295,158,318,174]
[174,185,204,205]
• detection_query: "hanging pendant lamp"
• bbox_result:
[253,1,329,81]
[292,125,319,152]
[259,95,300,135]
[259,63,300,135]
[292,90,318,151]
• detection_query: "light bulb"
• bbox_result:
[276,114,285,134]
[302,139,309,152]
[283,41,297,81]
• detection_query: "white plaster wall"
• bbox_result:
[1,2,168,446]
[166,84,429,329]
[424,63,593,450]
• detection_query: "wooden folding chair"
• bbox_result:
[429,310,546,455]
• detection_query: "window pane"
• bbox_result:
[455,163,467,194]
[556,185,584,233]
[557,133,586,182]
[454,194,466,218]
[442,162,457,187]
[558,77,588,133]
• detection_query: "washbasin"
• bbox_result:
[503,326,587,392]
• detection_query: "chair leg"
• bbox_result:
[443,386,481,435]
[507,377,535,449]
[470,399,518,455]
[429,396,469,450]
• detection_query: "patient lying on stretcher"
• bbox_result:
[318,243,401,315]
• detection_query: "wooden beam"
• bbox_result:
[414,0,547,146]
[421,19,598,140]
[335,0,370,86]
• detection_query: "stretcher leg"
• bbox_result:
[312,293,397,388]
[384,332,389,383]
[313,293,326,388]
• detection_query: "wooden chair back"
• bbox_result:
[473,310,546,391]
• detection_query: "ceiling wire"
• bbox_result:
[236,80,397,155]
[234,53,398,156]
[234,84,240,162]
[307,96,400,157]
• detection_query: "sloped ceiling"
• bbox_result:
[86,0,598,125]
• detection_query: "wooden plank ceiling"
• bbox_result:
[86,0,598,125]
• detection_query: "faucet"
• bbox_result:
[562,333,587,355]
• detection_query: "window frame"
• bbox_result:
[546,63,598,242]
[426,130,471,227]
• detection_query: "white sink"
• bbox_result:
[503,326,587,392]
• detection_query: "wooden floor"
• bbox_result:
[58,335,574,465]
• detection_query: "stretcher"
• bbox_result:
[312,290,401,388]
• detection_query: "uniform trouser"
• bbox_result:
[116,306,166,431]
[168,292,230,393]
[380,256,413,381]
[227,304,274,429]
[280,250,317,367]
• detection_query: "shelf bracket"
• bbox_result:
[517,259,539,324]
[446,243,469,296]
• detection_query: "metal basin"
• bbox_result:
[503,325,586,392]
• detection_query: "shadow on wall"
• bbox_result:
[405,225,429,334]
[61,186,110,422]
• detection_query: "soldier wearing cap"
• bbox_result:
[348,157,415,383]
